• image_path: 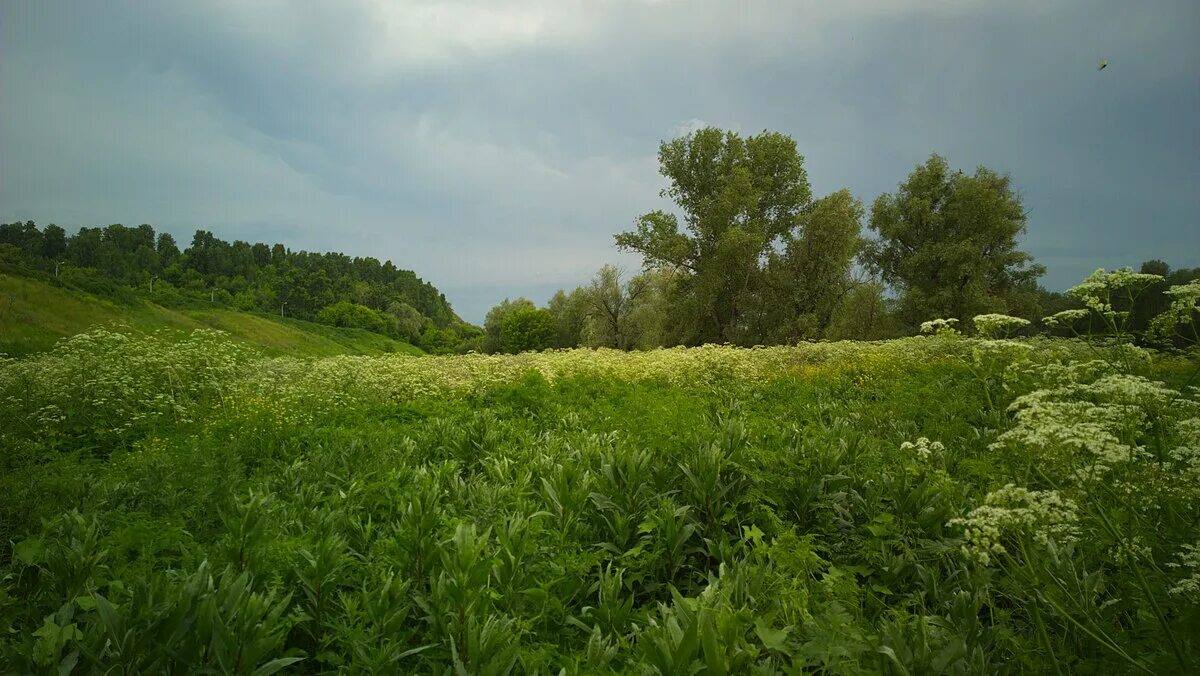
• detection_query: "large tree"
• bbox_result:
[616,127,812,344]
[582,265,647,350]
[862,154,1044,324]
[757,189,863,341]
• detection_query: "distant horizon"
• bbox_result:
[4,1,1198,324]
[3,215,1197,326]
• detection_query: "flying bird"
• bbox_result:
[1098,60,1108,70]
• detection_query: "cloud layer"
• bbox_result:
[3,0,1197,322]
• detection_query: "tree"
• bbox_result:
[863,154,1044,325]
[582,265,647,350]
[616,127,812,344]
[387,301,428,343]
[41,224,68,260]
[500,306,556,353]
[546,287,590,348]
[825,281,902,341]
[483,298,537,353]
[757,189,863,341]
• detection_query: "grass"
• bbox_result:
[1,329,1197,673]
[0,272,422,357]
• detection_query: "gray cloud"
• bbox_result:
[2,0,1197,322]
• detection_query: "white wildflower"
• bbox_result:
[900,437,944,462]
[1166,543,1200,602]
[949,484,1079,566]
[973,314,1031,339]
[920,318,959,335]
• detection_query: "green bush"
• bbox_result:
[315,302,389,335]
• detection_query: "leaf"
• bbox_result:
[251,657,304,676]
[13,537,44,565]
[73,596,97,611]
[754,618,792,652]
[396,643,438,660]
[57,649,79,676]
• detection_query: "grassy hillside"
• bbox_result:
[0,272,422,357]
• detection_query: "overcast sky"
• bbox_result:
[2,1,1198,323]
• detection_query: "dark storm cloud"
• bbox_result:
[2,0,1197,323]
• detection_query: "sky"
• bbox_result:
[2,1,1198,324]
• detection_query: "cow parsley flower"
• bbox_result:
[972,314,1031,338]
[920,318,959,335]
[1149,279,1200,341]
[1042,309,1089,327]
[1166,542,1200,602]
[949,484,1079,566]
[901,437,944,462]
[1068,268,1164,323]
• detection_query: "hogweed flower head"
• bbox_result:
[920,318,959,335]
[972,313,1031,339]
[900,436,944,462]
[949,484,1079,566]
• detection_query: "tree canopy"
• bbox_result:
[862,154,1044,324]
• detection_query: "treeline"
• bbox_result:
[482,127,1199,353]
[0,222,480,352]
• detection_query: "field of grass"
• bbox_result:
[0,273,422,358]
[1,328,1198,673]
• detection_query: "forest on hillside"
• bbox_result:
[0,221,477,353]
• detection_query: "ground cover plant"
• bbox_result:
[1,271,1199,674]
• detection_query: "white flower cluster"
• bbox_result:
[1042,309,1089,327]
[1067,268,1164,318]
[949,484,1079,566]
[1168,417,1200,483]
[1165,542,1200,602]
[920,318,959,335]
[1149,279,1200,341]
[900,437,944,462]
[992,373,1185,481]
[1109,535,1152,566]
[972,314,1031,338]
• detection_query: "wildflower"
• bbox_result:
[900,437,944,462]
[920,318,959,335]
[949,484,1079,566]
[973,314,1031,339]
[1148,279,1200,341]
[1043,309,1089,327]
[1165,543,1200,602]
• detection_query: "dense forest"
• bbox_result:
[0,221,479,353]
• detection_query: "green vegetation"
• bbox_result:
[482,128,1200,354]
[0,273,421,358]
[0,220,479,354]
[1,266,1199,673]
[2,125,1199,672]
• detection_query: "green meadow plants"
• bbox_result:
[1,273,1199,672]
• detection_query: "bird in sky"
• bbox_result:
[1098,60,1108,70]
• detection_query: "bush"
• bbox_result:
[315,302,389,335]
[500,306,556,353]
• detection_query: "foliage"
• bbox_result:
[315,302,390,335]
[0,220,470,349]
[500,307,556,354]
[863,154,1045,325]
[3,285,1198,672]
[614,127,859,345]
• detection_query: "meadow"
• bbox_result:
[2,309,1198,674]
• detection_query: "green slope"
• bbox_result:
[0,272,423,357]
